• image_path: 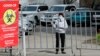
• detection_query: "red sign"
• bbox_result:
[0,1,19,48]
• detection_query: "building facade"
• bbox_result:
[20,0,79,7]
[20,0,63,7]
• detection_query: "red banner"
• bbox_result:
[0,0,18,1]
[0,1,19,48]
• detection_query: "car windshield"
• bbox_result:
[76,8,90,12]
[48,6,64,11]
[72,8,90,17]
[22,6,37,11]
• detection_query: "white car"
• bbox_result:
[40,4,76,26]
[19,15,36,36]
[20,4,48,25]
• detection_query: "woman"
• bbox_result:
[52,13,68,54]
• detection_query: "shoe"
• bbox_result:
[55,51,58,54]
[61,51,66,54]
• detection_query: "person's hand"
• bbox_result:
[53,21,55,24]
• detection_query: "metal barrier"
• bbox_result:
[18,11,75,56]
[69,11,100,56]
[0,46,21,56]
[19,10,100,56]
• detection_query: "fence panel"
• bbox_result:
[70,11,100,56]
[19,12,74,56]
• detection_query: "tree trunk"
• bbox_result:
[63,0,66,4]
[91,0,95,8]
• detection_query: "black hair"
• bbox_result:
[58,13,64,17]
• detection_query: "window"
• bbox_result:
[38,6,48,11]
[48,6,64,11]
[22,6,37,11]
[65,6,76,11]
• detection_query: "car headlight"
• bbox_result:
[40,15,45,20]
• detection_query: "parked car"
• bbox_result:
[19,14,36,37]
[70,8,92,26]
[92,12,100,25]
[20,4,48,25]
[92,4,100,32]
[40,4,76,26]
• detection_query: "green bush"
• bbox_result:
[96,34,100,41]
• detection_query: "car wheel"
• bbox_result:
[97,25,100,33]
[34,16,40,25]
[41,22,46,26]
[70,7,76,11]
[71,22,76,27]
[82,22,90,27]
[25,32,28,35]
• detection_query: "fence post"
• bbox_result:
[9,47,12,56]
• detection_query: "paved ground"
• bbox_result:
[0,26,100,56]
[17,33,100,56]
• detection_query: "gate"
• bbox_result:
[69,10,100,56]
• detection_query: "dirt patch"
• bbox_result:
[83,38,100,45]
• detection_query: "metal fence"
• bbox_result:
[19,13,74,56]
[0,11,100,56]
[69,11,100,56]
[19,11,100,56]
[0,44,21,56]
